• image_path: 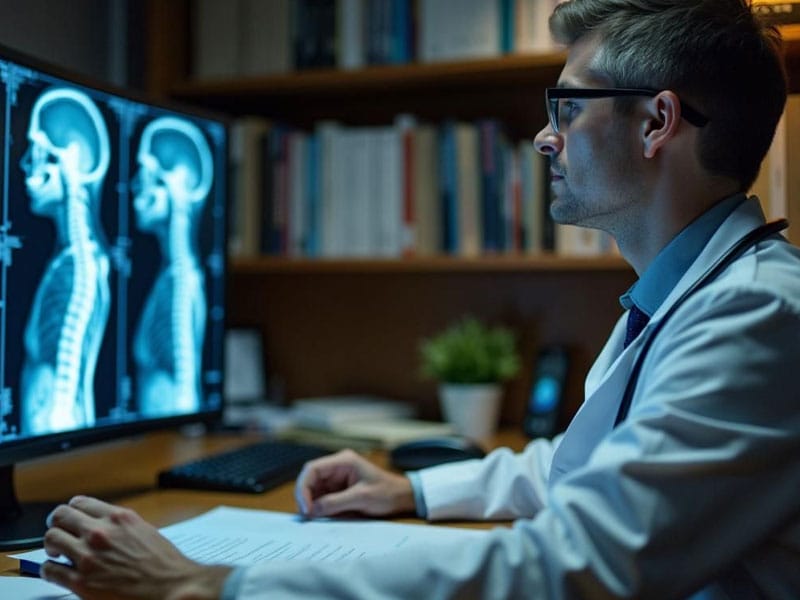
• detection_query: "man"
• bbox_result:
[42,1,800,598]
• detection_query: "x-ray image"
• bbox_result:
[0,51,226,444]
[18,87,111,435]
[131,117,212,417]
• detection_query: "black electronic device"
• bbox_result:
[523,345,569,439]
[0,42,229,549]
[389,436,486,471]
[158,440,328,494]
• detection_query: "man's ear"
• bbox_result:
[642,91,682,159]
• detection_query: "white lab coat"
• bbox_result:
[235,197,800,598]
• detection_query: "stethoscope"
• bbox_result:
[614,218,790,426]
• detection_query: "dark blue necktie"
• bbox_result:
[623,305,650,348]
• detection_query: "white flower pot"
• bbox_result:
[439,383,502,442]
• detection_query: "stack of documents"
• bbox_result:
[279,396,454,450]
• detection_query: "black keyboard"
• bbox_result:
[157,440,329,494]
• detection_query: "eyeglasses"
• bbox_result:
[545,87,709,133]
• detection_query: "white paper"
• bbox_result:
[11,506,486,570]
[0,575,76,599]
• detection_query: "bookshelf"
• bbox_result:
[141,1,800,428]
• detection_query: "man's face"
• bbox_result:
[534,36,643,233]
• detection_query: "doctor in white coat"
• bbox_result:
[42,1,800,598]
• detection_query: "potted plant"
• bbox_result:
[420,317,521,441]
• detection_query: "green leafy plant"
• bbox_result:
[419,317,521,384]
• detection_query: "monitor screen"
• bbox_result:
[0,44,228,549]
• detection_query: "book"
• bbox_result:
[439,122,459,253]
[192,0,241,79]
[278,418,455,450]
[337,0,366,69]
[287,132,310,256]
[418,0,502,63]
[229,117,270,257]
[350,128,374,256]
[396,115,417,257]
[514,0,560,53]
[292,0,337,69]
[239,0,292,76]
[454,122,482,256]
[412,124,442,255]
[479,120,504,253]
[261,125,291,256]
[316,120,343,256]
[519,140,546,253]
[290,395,414,430]
[378,125,404,256]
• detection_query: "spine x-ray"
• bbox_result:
[0,59,226,441]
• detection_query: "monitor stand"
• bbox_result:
[0,464,57,551]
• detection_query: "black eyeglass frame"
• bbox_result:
[545,87,709,133]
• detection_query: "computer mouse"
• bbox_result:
[389,436,487,471]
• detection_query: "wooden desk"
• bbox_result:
[1,428,529,576]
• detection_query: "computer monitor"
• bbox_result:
[0,44,228,549]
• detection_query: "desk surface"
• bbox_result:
[1,428,529,576]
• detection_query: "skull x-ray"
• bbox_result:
[0,56,226,443]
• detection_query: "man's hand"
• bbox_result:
[41,496,232,600]
[295,449,416,518]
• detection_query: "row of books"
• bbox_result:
[192,0,564,80]
[228,115,616,259]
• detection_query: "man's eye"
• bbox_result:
[559,100,580,126]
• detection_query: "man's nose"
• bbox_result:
[534,125,562,157]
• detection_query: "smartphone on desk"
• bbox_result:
[523,345,569,439]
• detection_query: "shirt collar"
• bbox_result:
[620,193,748,315]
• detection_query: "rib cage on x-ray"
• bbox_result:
[0,56,226,441]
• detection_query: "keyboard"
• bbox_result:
[157,440,329,494]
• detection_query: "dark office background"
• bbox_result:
[0,0,145,88]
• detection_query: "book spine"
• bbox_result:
[306,133,321,257]
[439,122,459,254]
[337,0,366,69]
[293,0,337,69]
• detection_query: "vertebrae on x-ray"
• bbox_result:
[20,87,111,435]
[133,117,211,416]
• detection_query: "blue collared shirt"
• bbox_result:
[619,193,746,316]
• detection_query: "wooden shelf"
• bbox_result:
[172,53,567,99]
[167,54,564,132]
[229,254,630,275]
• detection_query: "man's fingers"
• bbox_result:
[310,485,369,517]
[46,504,97,538]
[68,495,118,518]
[43,526,75,560]
[41,560,79,587]
[46,495,114,532]
[293,466,313,516]
[295,450,363,509]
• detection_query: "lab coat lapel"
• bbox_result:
[549,317,646,484]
